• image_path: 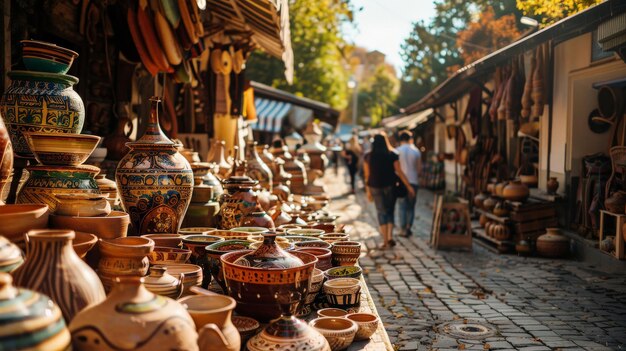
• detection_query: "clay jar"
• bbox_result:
[218,175,259,229]
[144,266,185,299]
[233,233,304,268]
[69,277,199,351]
[0,273,71,350]
[116,97,193,235]
[182,235,224,288]
[547,177,559,195]
[331,241,362,267]
[482,197,497,212]
[473,192,488,209]
[605,191,626,214]
[536,228,570,258]
[241,209,276,230]
[245,140,273,191]
[502,180,529,202]
[12,230,106,322]
[98,236,155,292]
[178,294,241,351]
[247,314,330,351]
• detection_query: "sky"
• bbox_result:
[344,0,437,75]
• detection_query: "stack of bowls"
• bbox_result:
[21,40,78,74]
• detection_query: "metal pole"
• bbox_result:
[352,84,358,127]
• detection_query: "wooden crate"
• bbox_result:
[431,195,473,250]
[598,210,625,260]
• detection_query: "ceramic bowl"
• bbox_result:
[296,247,332,271]
[178,294,237,329]
[21,40,78,74]
[148,246,192,265]
[49,210,130,240]
[276,224,301,233]
[231,227,269,234]
[231,316,260,343]
[286,228,325,237]
[54,193,111,217]
[205,240,253,292]
[304,268,325,305]
[179,227,217,235]
[317,308,349,318]
[0,204,49,245]
[294,240,332,250]
[324,266,362,280]
[162,263,203,296]
[346,313,380,341]
[249,240,294,251]
[248,234,289,243]
[331,241,362,267]
[72,231,98,259]
[320,233,349,243]
[309,317,357,351]
[323,278,361,312]
[25,132,100,166]
[282,235,323,243]
[220,249,317,322]
[141,233,183,248]
[210,229,249,240]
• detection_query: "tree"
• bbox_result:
[245,0,355,109]
[357,66,400,126]
[516,0,603,26]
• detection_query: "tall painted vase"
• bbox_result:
[116,97,193,235]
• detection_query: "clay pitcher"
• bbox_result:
[178,294,241,351]
[0,116,13,203]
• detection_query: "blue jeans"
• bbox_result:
[398,184,419,229]
[370,186,396,225]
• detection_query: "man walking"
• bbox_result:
[396,130,422,237]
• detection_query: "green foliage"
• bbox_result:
[516,0,603,26]
[245,0,354,109]
[358,66,400,126]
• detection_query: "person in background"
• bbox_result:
[363,132,415,249]
[396,130,422,237]
[343,136,361,194]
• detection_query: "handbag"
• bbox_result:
[393,175,408,198]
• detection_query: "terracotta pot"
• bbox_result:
[483,197,497,212]
[69,277,198,351]
[502,180,529,202]
[116,97,193,235]
[162,263,203,297]
[96,173,120,207]
[54,193,111,217]
[296,247,333,271]
[144,265,184,299]
[49,210,130,240]
[331,241,362,267]
[25,132,100,166]
[346,313,380,341]
[547,177,559,195]
[241,210,276,230]
[479,214,488,228]
[323,277,361,312]
[494,182,507,197]
[233,233,304,268]
[245,140,273,191]
[178,294,241,351]
[294,240,332,250]
[247,314,330,351]
[605,191,626,214]
[491,223,510,241]
[320,233,349,243]
[104,115,133,161]
[0,204,49,245]
[309,317,358,351]
[17,164,101,211]
[304,268,324,306]
[0,235,23,273]
[181,234,224,288]
[141,233,183,248]
[473,192,488,209]
[516,240,531,256]
[0,70,85,157]
[98,236,155,292]
[493,202,509,217]
[148,246,192,265]
[73,231,98,259]
[536,228,570,258]
[13,229,106,321]
[0,273,71,350]
[0,117,13,201]
[218,175,260,229]
[179,227,217,235]
[205,239,252,293]
[232,316,260,345]
[287,228,325,238]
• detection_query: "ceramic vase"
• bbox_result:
[536,228,570,258]
[218,175,259,229]
[0,116,13,203]
[502,180,529,202]
[116,97,193,235]
[241,209,276,230]
[247,314,330,351]
[12,229,106,322]
[208,139,232,177]
[0,71,84,157]
[98,236,155,292]
[178,294,241,351]
[69,277,199,351]
[245,140,273,191]
[0,273,71,350]
[546,177,559,195]
[272,145,307,194]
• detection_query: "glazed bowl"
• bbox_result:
[211,229,250,240]
[49,210,130,240]
[231,227,269,234]
[304,268,325,305]
[72,231,98,259]
[323,278,361,312]
[231,316,260,344]
[220,249,317,322]
[282,235,323,244]
[0,204,49,245]
[346,313,379,341]
[179,227,217,235]
[317,308,348,318]
[320,233,349,243]
[294,240,332,250]
[286,228,325,237]
[296,247,332,271]
[309,317,357,351]
[21,40,78,74]
[324,266,362,280]
[205,240,253,292]
[248,234,289,243]
[181,235,225,287]
[148,246,192,265]
[162,263,203,296]
[331,241,362,267]
[141,233,183,248]
[25,132,100,166]
[54,193,111,217]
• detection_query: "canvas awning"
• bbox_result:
[382,108,433,129]
[250,97,292,133]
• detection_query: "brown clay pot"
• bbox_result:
[218,175,259,229]
[502,180,529,202]
[494,182,508,197]
[104,115,133,161]
[491,223,510,241]
[98,236,155,292]
[605,191,626,214]
[296,247,332,271]
[547,177,559,195]
[483,197,497,212]
[479,214,488,228]
[241,210,276,230]
[473,192,488,209]
[493,202,509,217]
[331,241,361,267]
[536,228,569,258]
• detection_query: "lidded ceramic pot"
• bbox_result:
[69,277,199,351]
[0,273,71,350]
[144,265,185,299]
[247,308,330,351]
[0,235,23,273]
[12,229,106,322]
[218,174,259,229]
[245,140,273,191]
[233,233,303,268]
[116,96,193,235]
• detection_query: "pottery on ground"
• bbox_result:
[144,265,184,299]
[346,313,380,341]
[25,132,100,166]
[536,228,570,258]
[205,239,253,293]
[116,97,193,235]
[0,235,23,273]
[309,317,358,351]
[317,308,349,318]
[247,314,330,351]
[331,241,362,267]
[178,294,241,351]
[324,266,363,280]
[98,236,155,292]
[141,233,183,248]
[0,273,71,350]
[69,277,199,351]
[49,210,130,239]
[54,193,111,217]
[148,246,192,265]
[162,263,203,297]
[296,247,333,271]
[12,229,106,322]
[323,278,361,312]
[0,203,49,245]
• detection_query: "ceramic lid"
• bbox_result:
[232,233,304,269]
[144,266,180,289]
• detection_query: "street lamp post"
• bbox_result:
[348,78,357,127]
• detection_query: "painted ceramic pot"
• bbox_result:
[324,266,362,280]
[49,210,130,240]
[21,40,78,74]
[98,236,155,292]
[148,246,192,264]
[320,233,349,243]
[69,277,199,351]
[0,203,49,246]
[294,240,332,250]
[233,233,304,269]
[218,175,259,229]
[241,210,276,230]
[0,70,84,157]
[96,173,119,207]
[547,177,559,195]
[12,230,106,322]
[330,241,362,267]
[232,316,260,345]
[309,317,357,351]
[0,273,71,350]
[502,180,529,202]
[0,116,13,201]
[205,239,252,293]
[178,294,241,351]
[247,314,330,351]
[304,268,325,305]
[0,235,23,272]
[163,263,203,297]
[116,97,193,235]
[144,266,184,299]
[54,193,111,217]
[245,140,273,191]
[181,234,224,288]
[346,313,379,341]
[17,164,100,211]
[323,278,361,312]
[25,132,100,166]
[221,249,317,321]
[536,228,570,258]
[141,233,183,248]
[297,247,332,271]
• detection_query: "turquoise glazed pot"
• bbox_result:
[0,273,71,350]
[0,70,84,157]
[16,164,100,211]
[116,97,193,235]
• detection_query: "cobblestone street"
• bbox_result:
[324,170,626,351]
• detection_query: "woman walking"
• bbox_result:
[343,136,361,194]
[363,133,415,249]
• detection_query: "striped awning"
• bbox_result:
[250,97,292,133]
